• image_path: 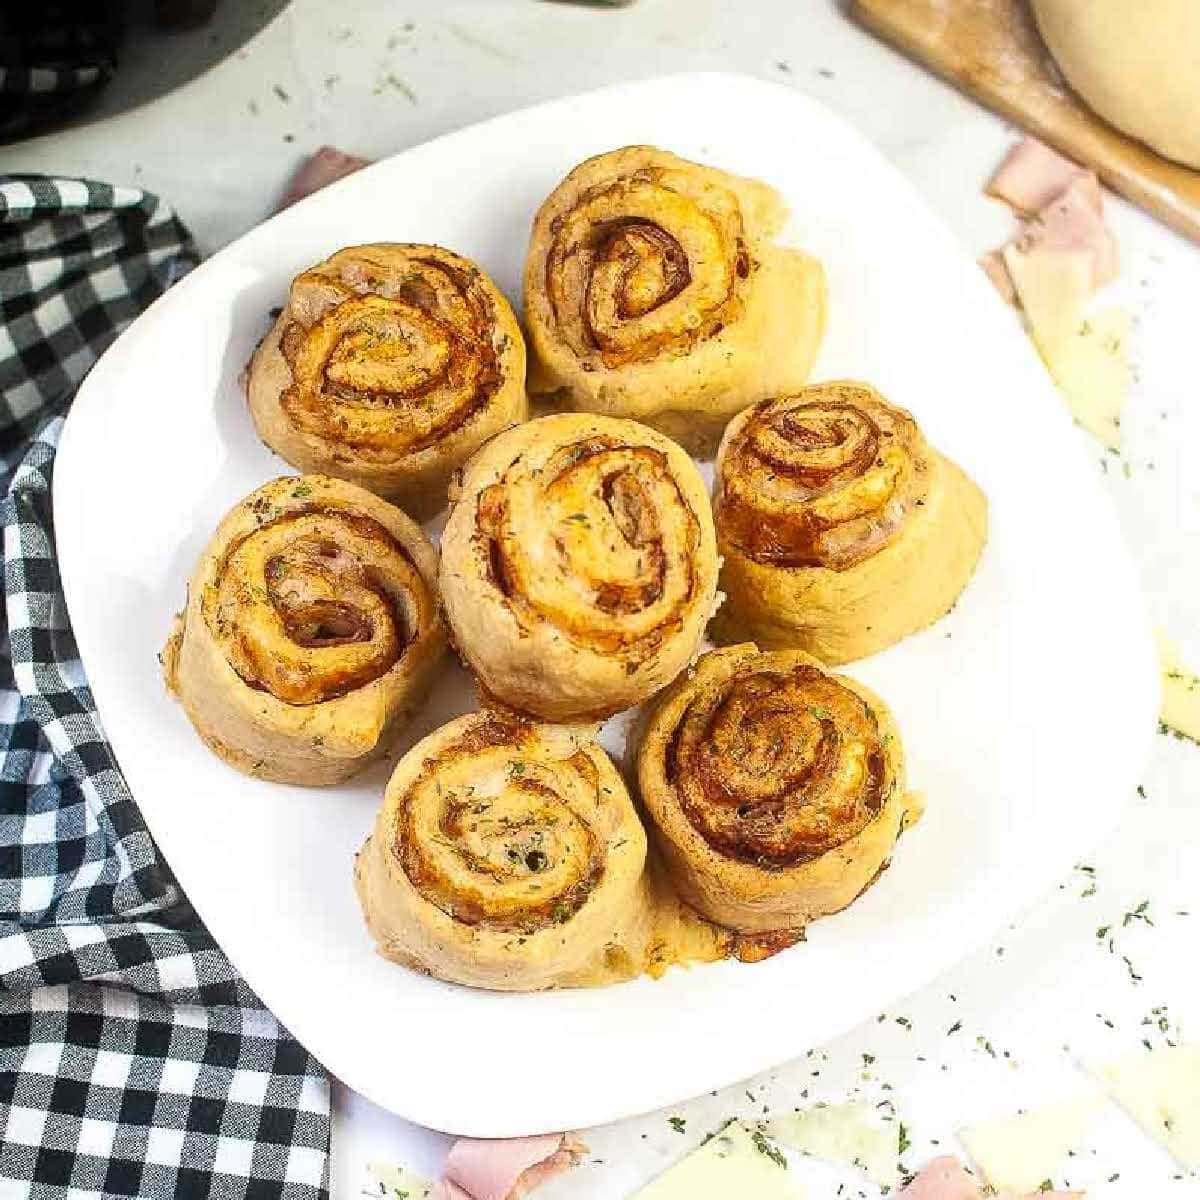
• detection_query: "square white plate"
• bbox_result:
[55,73,1158,1137]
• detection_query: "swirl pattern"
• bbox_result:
[440,413,719,721]
[668,662,888,867]
[717,381,929,572]
[164,476,445,785]
[207,506,433,706]
[639,645,914,933]
[478,437,699,654]
[396,717,608,932]
[523,146,826,454]
[355,714,650,990]
[248,244,526,513]
[542,164,748,368]
[712,380,988,664]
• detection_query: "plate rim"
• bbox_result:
[54,69,1160,1135]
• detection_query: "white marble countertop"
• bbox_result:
[10,2,1200,1197]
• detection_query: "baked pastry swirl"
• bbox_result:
[439,413,719,721]
[523,146,826,455]
[162,475,445,784]
[638,644,919,934]
[355,713,651,991]
[712,381,988,662]
[247,243,527,516]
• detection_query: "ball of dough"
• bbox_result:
[1032,0,1200,169]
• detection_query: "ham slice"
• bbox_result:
[278,145,371,210]
[1013,175,1118,288]
[987,137,1088,215]
[898,1157,1082,1199]
[981,138,1117,315]
[433,1133,586,1200]
[898,1157,982,1200]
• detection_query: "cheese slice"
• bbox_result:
[958,1097,1100,1193]
[765,1101,897,1186]
[1158,632,1200,743]
[1002,244,1093,354]
[1093,1045,1200,1169]
[633,1121,805,1200]
[364,1162,432,1199]
[1040,308,1130,450]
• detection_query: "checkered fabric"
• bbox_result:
[0,6,121,143]
[0,177,330,1199]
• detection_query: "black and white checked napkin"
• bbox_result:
[0,177,330,1199]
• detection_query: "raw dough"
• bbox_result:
[1032,0,1200,170]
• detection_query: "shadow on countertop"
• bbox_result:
[1,0,290,146]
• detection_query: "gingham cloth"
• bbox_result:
[0,177,330,1199]
[0,7,120,143]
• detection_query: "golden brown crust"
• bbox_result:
[439,413,719,721]
[248,244,527,516]
[354,714,650,990]
[163,475,446,785]
[523,146,826,456]
[637,644,917,933]
[712,381,988,663]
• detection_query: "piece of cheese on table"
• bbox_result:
[365,1162,433,1199]
[765,1101,897,1185]
[1158,632,1200,743]
[633,1121,805,1199]
[1040,309,1130,451]
[1093,1045,1200,1169]
[959,1097,1100,1193]
[1002,244,1094,355]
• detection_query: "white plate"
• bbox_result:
[55,73,1158,1137]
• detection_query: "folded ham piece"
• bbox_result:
[987,137,1088,215]
[984,137,1117,305]
[277,145,371,210]
[1012,174,1118,289]
[898,1158,984,1200]
[433,1133,587,1200]
[898,1155,1082,1199]
[981,136,1130,447]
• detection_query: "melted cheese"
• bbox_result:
[1158,632,1200,743]
[1040,309,1130,450]
[633,1122,805,1199]
[765,1102,896,1186]
[1094,1045,1200,1169]
[958,1097,1100,1193]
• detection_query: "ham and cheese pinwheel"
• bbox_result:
[162,475,445,784]
[712,381,987,663]
[523,146,826,455]
[439,413,719,721]
[638,644,920,935]
[247,244,527,516]
[355,713,650,991]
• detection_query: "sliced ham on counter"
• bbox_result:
[897,1157,983,1200]
[1013,174,1118,288]
[986,137,1088,215]
[898,1155,1082,1199]
[278,145,371,210]
[434,1133,587,1200]
[983,139,1117,303]
[981,137,1131,446]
